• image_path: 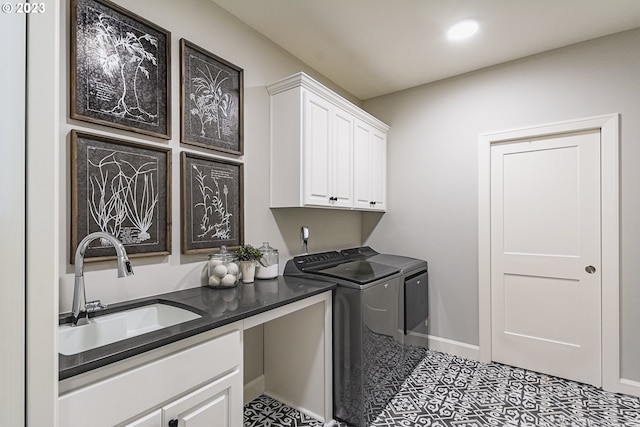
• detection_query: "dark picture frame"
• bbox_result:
[181,152,244,254]
[71,130,171,262]
[71,0,171,139]
[180,39,244,155]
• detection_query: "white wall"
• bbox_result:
[28,1,61,424]
[57,0,363,312]
[363,28,640,381]
[1,11,26,427]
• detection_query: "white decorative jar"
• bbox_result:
[207,246,240,288]
[256,242,279,279]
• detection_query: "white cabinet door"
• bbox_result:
[303,91,353,208]
[353,120,373,209]
[353,120,386,211]
[370,128,387,211]
[332,107,354,208]
[304,91,332,207]
[163,368,242,427]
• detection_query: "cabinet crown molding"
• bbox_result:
[266,72,390,133]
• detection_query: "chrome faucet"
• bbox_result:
[72,231,134,325]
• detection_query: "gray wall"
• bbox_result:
[362,28,640,381]
[53,0,365,406]
[57,0,363,311]
[44,0,640,413]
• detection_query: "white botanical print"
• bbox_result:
[192,164,232,240]
[86,7,159,123]
[87,147,158,245]
[189,62,234,139]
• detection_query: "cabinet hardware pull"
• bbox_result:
[169,419,178,427]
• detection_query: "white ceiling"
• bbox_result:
[211,0,640,100]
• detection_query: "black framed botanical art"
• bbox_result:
[181,39,244,155]
[71,130,171,261]
[181,152,244,254]
[71,0,171,139]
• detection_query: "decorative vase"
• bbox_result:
[239,261,256,283]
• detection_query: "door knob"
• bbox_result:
[585,265,596,274]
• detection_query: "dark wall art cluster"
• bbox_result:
[70,0,244,261]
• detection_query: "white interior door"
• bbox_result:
[490,130,602,386]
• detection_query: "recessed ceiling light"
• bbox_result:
[447,19,479,41]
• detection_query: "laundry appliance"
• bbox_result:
[284,246,428,426]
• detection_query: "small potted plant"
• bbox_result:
[234,244,262,283]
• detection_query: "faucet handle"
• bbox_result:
[85,300,107,313]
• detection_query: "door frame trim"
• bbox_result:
[478,114,620,392]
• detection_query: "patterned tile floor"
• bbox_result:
[244,350,640,427]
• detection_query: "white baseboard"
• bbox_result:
[406,332,480,361]
[245,379,328,423]
[243,374,265,405]
[264,390,326,423]
[617,378,640,398]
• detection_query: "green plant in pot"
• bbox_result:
[234,244,262,283]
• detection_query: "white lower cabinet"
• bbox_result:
[162,369,239,427]
[59,329,242,427]
[124,369,240,427]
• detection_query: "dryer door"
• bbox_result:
[404,270,428,334]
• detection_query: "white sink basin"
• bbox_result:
[58,303,201,355]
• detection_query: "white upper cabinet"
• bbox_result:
[303,91,354,208]
[268,72,388,211]
[354,119,387,211]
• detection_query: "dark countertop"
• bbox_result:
[59,276,336,380]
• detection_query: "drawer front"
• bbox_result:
[122,409,162,427]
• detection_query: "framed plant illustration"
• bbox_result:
[181,152,244,254]
[181,39,244,155]
[71,130,171,261]
[71,0,171,139]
